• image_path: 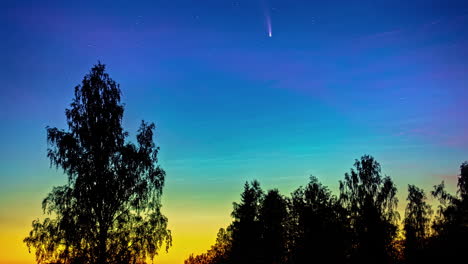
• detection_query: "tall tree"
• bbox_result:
[403,185,432,263]
[24,63,172,264]
[339,155,399,264]
[230,180,263,264]
[259,189,288,264]
[430,161,468,263]
[289,176,349,264]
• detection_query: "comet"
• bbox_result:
[261,0,272,37]
[266,14,272,37]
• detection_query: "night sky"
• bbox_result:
[1,0,468,263]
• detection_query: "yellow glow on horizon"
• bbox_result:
[1,173,446,264]
[0,202,233,264]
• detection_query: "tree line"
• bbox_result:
[185,156,468,264]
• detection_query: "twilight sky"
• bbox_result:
[1,0,468,263]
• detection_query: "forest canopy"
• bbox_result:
[185,156,468,264]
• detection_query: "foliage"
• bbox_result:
[230,180,263,264]
[428,161,468,263]
[258,189,288,264]
[403,185,432,263]
[339,155,399,264]
[184,228,232,264]
[24,63,172,264]
[288,176,349,264]
[185,156,468,264]
[187,156,408,264]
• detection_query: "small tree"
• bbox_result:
[184,227,232,264]
[24,63,172,264]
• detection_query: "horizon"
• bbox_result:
[1,0,468,263]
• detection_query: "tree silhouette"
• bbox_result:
[403,185,432,263]
[24,63,172,264]
[289,176,349,264]
[184,227,232,264]
[258,189,288,264]
[229,180,263,264]
[458,161,468,200]
[184,156,468,264]
[429,161,468,263]
[339,155,399,264]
